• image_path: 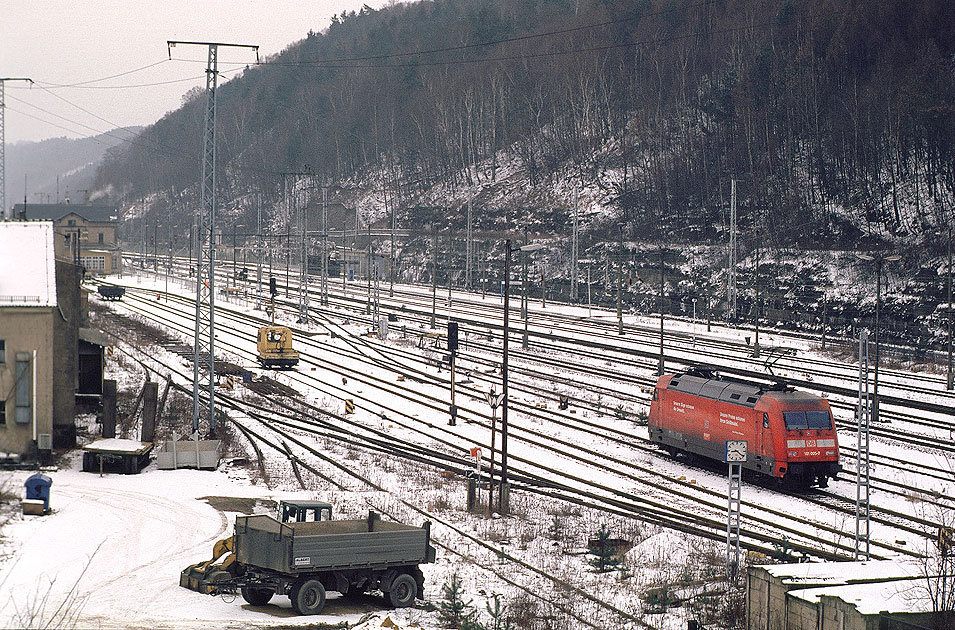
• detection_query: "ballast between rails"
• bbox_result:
[89,276,953,506]
[91,282,932,564]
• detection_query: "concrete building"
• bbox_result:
[792,580,939,629]
[0,221,83,461]
[747,560,942,629]
[11,203,122,275]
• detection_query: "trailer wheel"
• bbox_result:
[241,586,273,607]
[388,573,417,608]
[291,578,326,615]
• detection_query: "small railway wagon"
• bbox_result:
[648,368,840,487]
[97,285,125,300]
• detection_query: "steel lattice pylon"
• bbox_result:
[571,192,579,302]
[855,330,871,560]
[193,43,219,435]
[372,255,380,327]
[299,182,310,323]
[281,169,313,323]
[168,41,257,435]
[727,178,738,319]
[465,198,473,290]
[0,78,34,219]
[320,187,329,306]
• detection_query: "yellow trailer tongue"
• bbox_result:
[179,536,236,594]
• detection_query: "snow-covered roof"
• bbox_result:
[788,578,935,615]
[12,203,119,222]
[0,221,57,307]
[83,438,153,453]
[759,559,920,586]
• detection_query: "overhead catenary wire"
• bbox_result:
[169,0,726,68]
[93,276,928,564]
[28,59,174,88]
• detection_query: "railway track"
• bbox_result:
[111,261,955,456]
[89,275,943,564]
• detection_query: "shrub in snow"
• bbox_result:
[588,524,622,573]
[546,515,564,542]
[484,593,513,630]
[437,572,481,629]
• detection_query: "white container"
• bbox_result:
[155,438,221,470]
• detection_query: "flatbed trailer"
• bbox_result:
[185,510,435,615]
[82,438,152,474]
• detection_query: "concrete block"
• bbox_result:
[22,499,46,515]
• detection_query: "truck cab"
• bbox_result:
[279,500,332,523]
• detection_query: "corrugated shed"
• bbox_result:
[0,221,57,307]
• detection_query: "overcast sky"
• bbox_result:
[1,1,392,145]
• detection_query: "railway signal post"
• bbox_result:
[725,440,746,582]
[939,525,954,614]
[484,386,503,514]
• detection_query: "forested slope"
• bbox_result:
[95,0,955,249]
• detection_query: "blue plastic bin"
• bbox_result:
[24,473,52,511]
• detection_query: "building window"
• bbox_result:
[0,339,4,364]
[80,256,106,271]
[0,401,5,425]
[98,232,104,244]
[68,219,76,227]
[15,353,31,424]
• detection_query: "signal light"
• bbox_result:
[269,277,277,296]
[447,321,459,352]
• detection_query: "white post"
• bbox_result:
[32,349,37,443]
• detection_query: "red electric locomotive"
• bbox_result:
[648,367,840,487]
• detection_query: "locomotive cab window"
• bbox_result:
[806,411,832,430]
[783,411,808,430]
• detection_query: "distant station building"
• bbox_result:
[12,202,122,275]
[0,221,84,462]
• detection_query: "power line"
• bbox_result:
[172,0,724,68]
[7,86,282,179]
[169,3,843,72]
[1,77,34,218]
[6,93,139,140]
[5,105,99,140]
[30,59,171,88]
[11,74,205,91]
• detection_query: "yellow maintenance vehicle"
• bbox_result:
[180,501,332,595]
[256,325,299,369]
[181,501,435,615]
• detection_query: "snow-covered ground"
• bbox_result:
[1,267,952,629]
[0,455,384,629]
